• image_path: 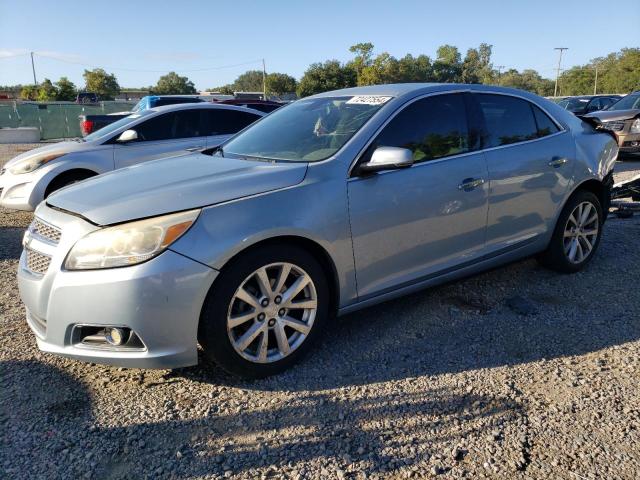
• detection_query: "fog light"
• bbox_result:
[105,327,129,346]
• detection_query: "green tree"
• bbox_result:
[82,68,120,100]
[55,77,77,101]
[349,42,375,84]
[153,71,197,95]
[37,78,58,101]
[462,44,494,84]
[594,48,640,94]
[232,70,265,92]
[297,60,357,97]
[265,73,297,96]
[19,85,39,100]
[433,45,462,83]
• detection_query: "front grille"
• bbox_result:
[30,217,62,244]
[602,120,625,132]
[25,247,52,275]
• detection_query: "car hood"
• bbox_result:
[3,141,89,169]
[46,153,308,225]
[585,109,640,122]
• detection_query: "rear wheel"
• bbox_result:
[199,245,329,378]
[538,190,603,273]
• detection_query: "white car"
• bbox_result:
[0,103,264,211]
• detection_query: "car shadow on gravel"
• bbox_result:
[1,359,525,479]
[0,226,25,260]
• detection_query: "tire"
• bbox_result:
[44,171,96,198]
[537,190,603,273]
[199,244,329,378]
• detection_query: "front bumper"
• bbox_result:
[616,132,640,156]
[18,205,219,369]
[0,170,43,211]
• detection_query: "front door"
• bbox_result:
[348,93,489,299]
[114,109,207,169]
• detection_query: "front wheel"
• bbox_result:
[538,190,603,273]
[199,245,329,378]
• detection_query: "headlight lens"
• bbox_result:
[630,118,640,134]
[9,153,65,174]
[65,209,200,270]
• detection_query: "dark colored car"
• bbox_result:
[558,95,621,115]
[75,92,99,104]
[79,96,206,136]
[218,99,284,113]
[585,91,640,157]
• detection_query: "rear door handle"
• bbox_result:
[548,157,568,168]
[458,178,485,191]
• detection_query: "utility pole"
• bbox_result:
[593,64,599,95]
[30,51,37,85]
[553,47,568,98]
[495,65,505,85]
[262,58,267,100]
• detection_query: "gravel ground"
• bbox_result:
[1,144,639,479]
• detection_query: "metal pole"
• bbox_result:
[262,58,267,100]
[553,47,568,98]
[30,51,37,85]
[593,65,598,95]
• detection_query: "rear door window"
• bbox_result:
[531,105,560,138]
[206,109,261,135]
[368,93,471,163]
[476,94,540,148]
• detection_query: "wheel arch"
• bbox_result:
[44,168,99,197]
[210,235,341,318]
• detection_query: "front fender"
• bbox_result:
[169,178,359,307]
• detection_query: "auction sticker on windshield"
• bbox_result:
[346,96,392,105]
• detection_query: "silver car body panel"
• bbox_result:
[0,104,264,211]
[17,83,617,368]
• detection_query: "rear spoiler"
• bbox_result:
[576,115,618,140]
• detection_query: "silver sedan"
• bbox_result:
[18,84,618,378]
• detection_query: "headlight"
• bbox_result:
[630,118,640,134]
[64,209,200,270]
[9,153,66,175]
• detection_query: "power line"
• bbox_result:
[32,53,264,73]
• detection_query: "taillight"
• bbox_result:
[80,120,94,136]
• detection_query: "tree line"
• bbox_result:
[7,44,639,101]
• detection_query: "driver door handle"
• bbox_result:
[458,178,485,191]
[548,157,568,168]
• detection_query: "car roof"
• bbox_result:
[309,83,553,102]
[147,102,266,115]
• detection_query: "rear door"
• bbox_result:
[113,109,207,169]
[204,109,263,148]
[348,93,489,299]
[473,93,574,253]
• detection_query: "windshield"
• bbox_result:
[84,112,149,142]
[130,98,146,113]
[221,95,391,162]
[608,93,640,111]
[558,97,589,112]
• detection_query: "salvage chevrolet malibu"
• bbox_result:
[18,84,618,378]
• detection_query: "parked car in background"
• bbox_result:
[0,103,264,210]
[75,92,99,104]
[218,99,284,113]
[79,95,207,136]
[557,95,621,115]
[584,91,640,158]
[17,84,617,378]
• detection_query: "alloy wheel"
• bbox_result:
[563,201,599,264]
[227,262,317,363]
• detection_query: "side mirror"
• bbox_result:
[116,129,138,143]
[357,147,414,174]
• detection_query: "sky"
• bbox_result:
[1,0,638,90]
